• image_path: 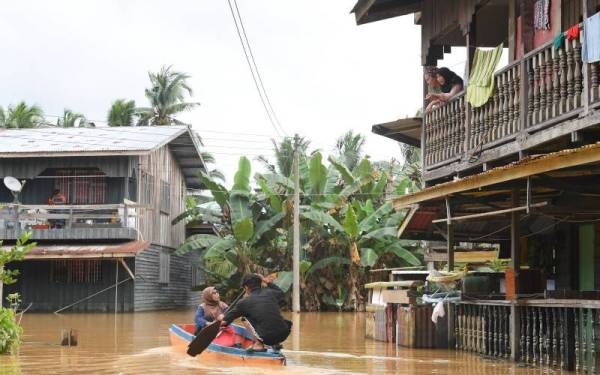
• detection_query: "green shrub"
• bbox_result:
[0,305,22,354]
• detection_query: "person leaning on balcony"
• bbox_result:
[424,66,442,113]
[48,189,66,228]
[425,67,464,113]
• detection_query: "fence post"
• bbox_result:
[68,207,73,229]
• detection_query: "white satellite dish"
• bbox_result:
[4,177,22,192]
[4,176,23,203]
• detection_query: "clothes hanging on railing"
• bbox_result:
[465,43,503,108]
[534,0,551,31]
[583,11,600,63]
[566,23,580,41]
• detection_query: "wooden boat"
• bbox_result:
[169,323,286,366]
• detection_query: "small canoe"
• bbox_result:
[169,323,286,366]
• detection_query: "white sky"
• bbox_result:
[0,0,470,185]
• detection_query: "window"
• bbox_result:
[51,260,102,283]
[160,180,171,214]
[159,250,170,283]
[191,264,204,288]
[140,171,155,205]
[50,168,107,204]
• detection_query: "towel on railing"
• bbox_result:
[466,43,503,108]
[583,12,600,63]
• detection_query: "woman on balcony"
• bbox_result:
[425,67,464,113]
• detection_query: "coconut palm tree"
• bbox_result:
[0,102,44,129]
[257,135,311,177]
[334,131,366,171]
[107,99,136,127]
[56,109,88,128]
[136,66,200,126]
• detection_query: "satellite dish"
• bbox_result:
[4,176,23,204]
[4,177,22,192]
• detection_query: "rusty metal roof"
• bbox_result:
[3,240,151,259]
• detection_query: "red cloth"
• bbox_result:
[566,24,580,41]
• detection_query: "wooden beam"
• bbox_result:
[395,141,600,209]
[510,187,521,361]
[397,205,418,238]
[431,202,548,223]
[447,222,456,349]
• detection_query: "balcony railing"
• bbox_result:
[424,29,600,173]
[457,300,600,372]
[0,203,147,241]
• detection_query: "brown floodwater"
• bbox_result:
[0,311,571,374]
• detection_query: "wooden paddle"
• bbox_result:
[187,289,245,357]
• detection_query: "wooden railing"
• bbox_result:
[523,35,584,129]
[592,61,600,105]
[424,93,465,166]
[456,301,600,372]
[0,203,147,233]
[423,28,595,169]
[455,302,511,359]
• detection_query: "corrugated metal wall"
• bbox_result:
[133,243,201,311]
[3,258,135,312]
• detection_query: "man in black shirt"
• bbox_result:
[219,274,292,351]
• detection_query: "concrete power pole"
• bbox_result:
[292,136,301,313]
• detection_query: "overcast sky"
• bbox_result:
[0,1,467,184]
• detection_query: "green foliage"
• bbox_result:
[0,102,44,129]
[0,307,21,354]
[57,109,88,128]
[0,232,34,354]
[107,99,136,126]
[273,271,293,293]
[343,205,359,240]
[176,131,423,312]
[136,65,200,126]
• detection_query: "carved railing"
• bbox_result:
[423,28,595,169]
[468,64,521,150]
[523,35,584,129]
[424,93,465,167]
[591,61,600,105]
[457,302,600,372]
[455,302,511,358]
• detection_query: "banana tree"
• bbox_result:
[175,157,286,286]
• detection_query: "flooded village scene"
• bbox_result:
[3,1,600,374]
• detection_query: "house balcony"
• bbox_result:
[423,36,600,184]
[0,203,144,241]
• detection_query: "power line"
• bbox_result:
[39,118,286,139]
[231,0,286,136]
[225,0,285,137]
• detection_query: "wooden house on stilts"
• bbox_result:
[353,0,600,371]
[0,126,205,312]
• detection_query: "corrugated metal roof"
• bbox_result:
[372,117,422,147]
[2,240,151,259]
[0,126,189,156]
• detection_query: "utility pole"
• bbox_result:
[292,135,301,313]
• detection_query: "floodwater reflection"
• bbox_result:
[0,311,571,374]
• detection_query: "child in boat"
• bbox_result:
[194,286,228,335]
[219,274,292,352]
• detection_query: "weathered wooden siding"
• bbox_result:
[133,243,201,311]
[3,259,135,312]
[136,146,186,249]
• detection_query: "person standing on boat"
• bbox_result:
[194,287,228,335]
[219,274,292,352]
